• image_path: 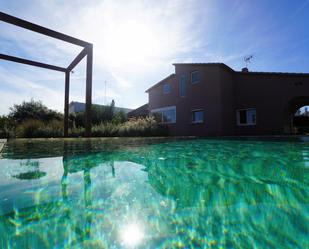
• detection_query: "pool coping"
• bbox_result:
[3,135,309,143]
[0,139,6,153]
[5,136,196,141]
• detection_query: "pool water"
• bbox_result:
[0,138,308,248]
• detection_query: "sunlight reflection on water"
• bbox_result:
[120,222,145,247]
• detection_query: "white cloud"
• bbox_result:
[0,0,215,113]
[0,65,64,114]
[110,73,133,90]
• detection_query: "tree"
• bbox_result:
[9,99,63,123]
[0,115,13,138]
[69,100,126,127]
[92,105,113,125]
[112,110,126,124]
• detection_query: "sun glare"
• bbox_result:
[120,222,144,247]
[79,2,183,72]
[105,21,157,66]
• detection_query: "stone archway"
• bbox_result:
[285,96,309,134]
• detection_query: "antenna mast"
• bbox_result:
[104,80,107,105]
[244,55,253,68]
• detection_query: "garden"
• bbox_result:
[0,100,167,138]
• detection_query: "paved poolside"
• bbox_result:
[0,139,6,153]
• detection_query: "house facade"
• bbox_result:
[146,63,309,136]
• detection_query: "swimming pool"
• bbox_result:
[0,138,308,248]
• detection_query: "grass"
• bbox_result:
[15,119,63,138]
[4,116,168,138]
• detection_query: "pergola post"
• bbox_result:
[85,46,93,137]
[0,12,93,138]
[64,71,70,137]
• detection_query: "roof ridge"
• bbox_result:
[145,73,175,92]
[172,62,235,72]
[237,71,309,76]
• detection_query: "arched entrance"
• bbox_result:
[286,96,309,134]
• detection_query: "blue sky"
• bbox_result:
[0,0,309,114]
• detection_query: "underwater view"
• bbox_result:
[0,138,308,248]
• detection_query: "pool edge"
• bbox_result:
[0,139,6,154]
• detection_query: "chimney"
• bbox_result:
[241,67,249,72]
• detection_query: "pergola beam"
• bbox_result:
[0,12,93,137]
[67,48,87,72]
[0,11,91,47]
[0,53,67,72]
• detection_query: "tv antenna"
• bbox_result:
[244,55,253,68]
[104,80,107,105]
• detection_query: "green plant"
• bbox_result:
[70,116,168,137]
[69,126,85,137]
[15,119,44,138]
[118,116,168,137]
[92,122,119,137]
[33,120,64,138]
[112,111,126,124]
[9,114,168,138]
[9,99,63,124]
[0,115,14,138]
[15,119,64,138]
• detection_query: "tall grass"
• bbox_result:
[118,116,168,136]
[15,119,63,138]
[91,116,168,137]
[12,116,168,138]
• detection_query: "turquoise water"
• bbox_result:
[0,138,308,248]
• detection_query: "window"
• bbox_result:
[163,83,171,94]
[192,110,204,123]
[163,109,176,123]
[151,106,176,124]
[191,71,200,84]
[179,75,186,97]
[237,108,256,126]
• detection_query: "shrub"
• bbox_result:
[9,99,63,124]
[69,116,168,137]
[15,119,63,138]
[118,116,168,137]
[33,120,64,138]
[16,119,44,138]
[71,101,117,127]
[112,111,126,124]
[92,122,119,137]
[69,127,85,137]
[12,116,168,138]
[0,115,14,138]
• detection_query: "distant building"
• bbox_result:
[69,101,132,116]
[144,63,309,136]
[69,101,85,113]
[127,104,149,119]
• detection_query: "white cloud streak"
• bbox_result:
[0,0,215,112]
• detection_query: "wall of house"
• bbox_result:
[218,67,235,135]
[148,63,309,136]
[234,73,309,135]
[148,65,224,136]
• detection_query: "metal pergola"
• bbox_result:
[0,11,93,137]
